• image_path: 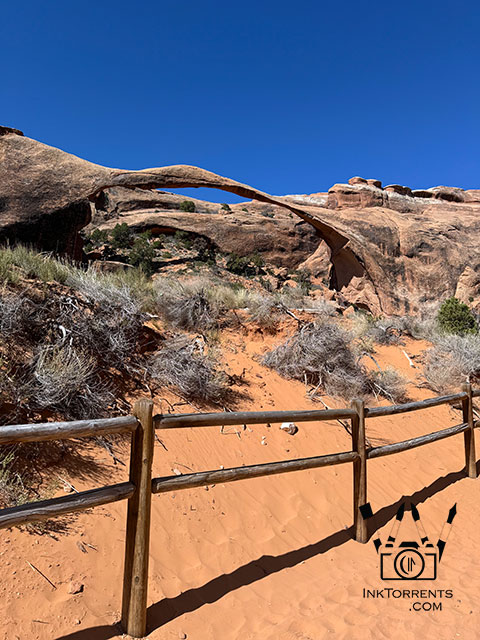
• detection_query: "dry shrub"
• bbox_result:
[155,278,221,331]
[263,321,368,398]
[368,367,408,403]
[248,294,283,328]
[149,336,229,405]
[424,334,480,392]
[0,451,28,507]
[66,269,146,371]
[30,345,111,419]
[0,293,33,337]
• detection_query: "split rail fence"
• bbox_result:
[0,384,478,637]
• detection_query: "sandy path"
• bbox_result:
[0,335,479,639]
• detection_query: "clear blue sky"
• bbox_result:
[2,1,479,202]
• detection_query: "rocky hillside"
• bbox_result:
[2,125,480,315]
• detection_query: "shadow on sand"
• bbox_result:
[55,464,475,639]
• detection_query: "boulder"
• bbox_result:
[383,184,412,196]
[348,176,368,185]
[366,179,382,188]
[429,186,465,203]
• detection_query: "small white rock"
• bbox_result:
[280,422,298,436]
[173,468,182,476]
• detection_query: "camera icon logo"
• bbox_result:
[360,501,456,581]
[380,542,437,580]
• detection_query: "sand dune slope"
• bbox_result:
[0,337,479,640]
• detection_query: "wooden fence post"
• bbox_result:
[351,399,368,543]
[461,383,477,479]
[121,398,155,638]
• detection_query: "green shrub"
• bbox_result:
[192,237,216,264]
[180,200,196,213]
[293,269,313,294]
[437,297,477,335]
[110,223,132,249]
[85,228,108,250]
[226,253,264,277]
[174,230,193,249]
[220,203,231,211]
[129,234,156,275]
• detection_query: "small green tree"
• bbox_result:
[220,203,231,212]
[110,223,132,249]
[293,269,313,294]
[84,228,108,251]
[129,233,156,275]
[437,297,477,335]
[180,200,196,213]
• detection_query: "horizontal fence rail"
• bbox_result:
[0,415,138,445]
[154,407,356,429]
[367,422,469,459]
[152,451,359,494]
[0,385,478,637]
[0,482,135,529]
[365,392,467,418]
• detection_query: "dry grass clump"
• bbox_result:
[31,346,112,420]
[424,334,480,392]
[0,452,28,507]
[248,294,284,328]
[263,321,368,399]
[368,367,408,403]
[149,336,229,404]
[155,278,222,331]
[0,245,73,284]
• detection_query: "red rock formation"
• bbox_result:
[3,128,480,316]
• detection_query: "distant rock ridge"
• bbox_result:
[327,176,480,211]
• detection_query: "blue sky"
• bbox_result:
[2,1,479,202]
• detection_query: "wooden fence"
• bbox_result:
[0,384,478,637]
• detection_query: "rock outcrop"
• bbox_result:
[0,126,345,259]
[3,128,480,316]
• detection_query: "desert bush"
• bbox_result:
[220,203,231,211]
[305,297,336,316]
[226,253,264,277]
[293,269,312,294]
[248,294,283,328]
[424,334,480,392]
[84,228,108,251]
[0,451,29,507]
[278,285,305,308]
[208,283,251,310]
[65,269,147,371]
[30,345,111,419]
[437,297,477,335]
[368,367,408,402]
[149,336,228,404]
[192,236,217,264]
[129,233,156,275]
[0,250,18,284]
[180,200,196,213]
[367,318,404,345]
[263,321,368,398]
[0,293,33,338]
[155,278,221,331]
[110,223,132,249]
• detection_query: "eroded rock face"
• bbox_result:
[0,127,346,260]
[2,128,480,316]
[92,188,321,269]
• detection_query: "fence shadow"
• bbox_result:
[55,463,474,640]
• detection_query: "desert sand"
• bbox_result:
[0,333,478,640]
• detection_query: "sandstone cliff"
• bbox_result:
[2,125,480,316]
